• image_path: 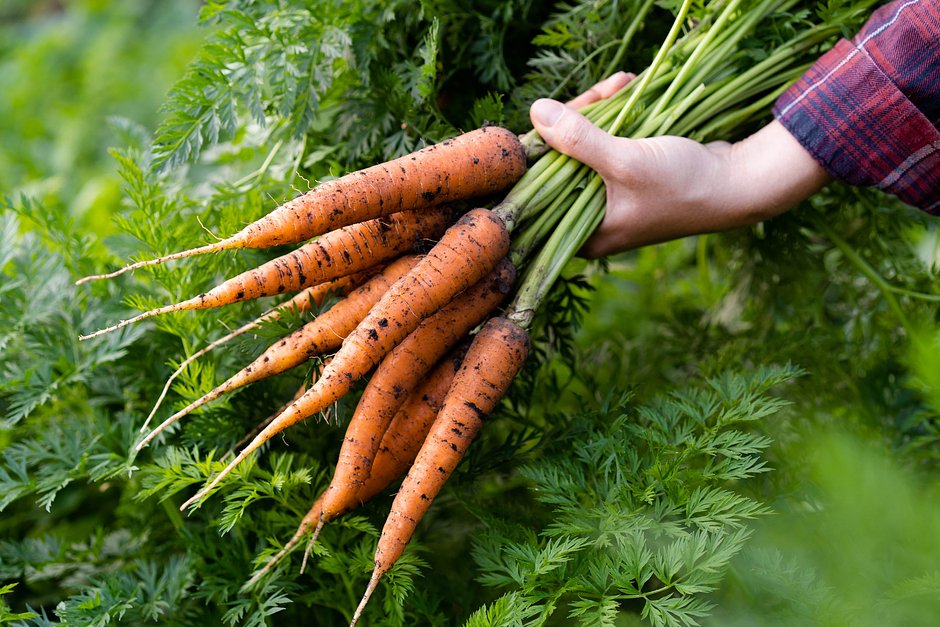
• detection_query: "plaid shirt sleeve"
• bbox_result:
[773,0,940,213]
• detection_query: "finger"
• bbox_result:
[530,98,619,176]
[566,71,636,110]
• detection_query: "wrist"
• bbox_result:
[719,120,830,224]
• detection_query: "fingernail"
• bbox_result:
[531,99,565,127]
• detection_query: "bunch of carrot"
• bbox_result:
[80,126,535,621]
[78,0,874,620]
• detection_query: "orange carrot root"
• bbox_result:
[75,126,525,284]
[372,317,529,581]
[202,127,525,251]
[246,350,463,587]
[357,345,465,504]
[318,259,515,520]
[80,206,455,341]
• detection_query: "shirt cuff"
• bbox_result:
[773,39,940,214]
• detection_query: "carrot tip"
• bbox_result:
[144,318,261,433]
[243,559,275,591]
[136,404,188,451]
[179,491,205,512]
[78,324,126,341]
[75,265,140,284]
[142,369,183,433]
[180,445,255,512]
[78,303,180,341]
[300,517,326,574]
[244,507,322,590]
[75,241,230,285]
[350,572,381,627]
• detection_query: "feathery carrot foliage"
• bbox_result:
[3,0,940,625]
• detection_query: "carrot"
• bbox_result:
[179,208,511,511]
[319,258,516,522]
[76,127,526,284]
[351,317,529,625]
[141,272,368,432]
[243,348,463,589]
[79,206,457,340]
[135,257,419,451]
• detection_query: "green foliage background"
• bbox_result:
[2,0,940,625]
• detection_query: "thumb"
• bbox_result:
[530,98,616,175]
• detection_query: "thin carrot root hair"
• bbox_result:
[75,126,525,284]
[180,208,510,511]
[241,499,324,591]
[353,317,529,619]
[299,517,325,574]
[228,379,310,458]
[79,205,457,341]
[350,573,380,627]
[141,274,365,432]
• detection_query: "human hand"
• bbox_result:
[531,74,831,258]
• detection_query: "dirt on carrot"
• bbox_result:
[243,346,464,589]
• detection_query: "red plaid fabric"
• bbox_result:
[774,0,940,213]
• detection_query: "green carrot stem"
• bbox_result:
[510,176,606,324]
[494,151,568,230]
[510,166,589,267]
[609,0,695,136]
[603,0,658,77]
[665,10,764,108]
[653,82,708,136]
[641,0,746,127]
[673,27,833,134]
[677,68,795,139]
[506,0,865,325]
[523,158,585,217]
[690,80,792,140]
[637,0,743,137]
